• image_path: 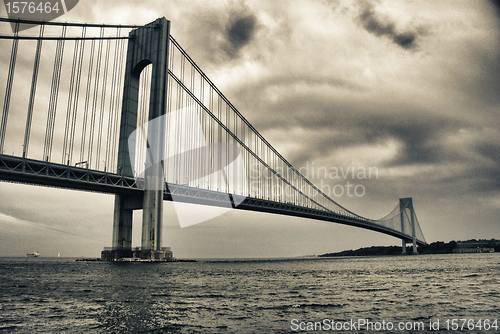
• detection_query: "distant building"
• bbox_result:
[453,247,495,254]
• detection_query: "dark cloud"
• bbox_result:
[454,139,500,195]
[458,42,500,106]
[362,116,459,166]
[357,3,421,50]
[472,165,500,194]
[179,5,258,66]
[491,0,500,14]
[228,76,472,172]
[477,142,500,165]
[224,15,257,58]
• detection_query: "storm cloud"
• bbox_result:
[491,0,500,15]
[224,14,257,58]
[357,3,421,50]
[179,4,259,65]
[1,0,500,258]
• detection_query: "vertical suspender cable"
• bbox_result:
[197,73,202,188]
[110,37,126,172]
[225,103,229,192]
[208,86,213,189]
[177,51,182,184]
[189,66,195,185]
[96,35,111,171]
[108,38,120,173]
[235,109,238,194]
[217,95,222,191]
[164,42,174,179]
[104,35,117,171]
[105,28,121,173]
[62,28,80,163]
[180,54,185,184]
[44,25,66,161]
[79,37,96,165]
[87,27,105,169]
[0,22,20,154]
[68,28,86,164]
[63,26,85,164]
[23,24,45,158]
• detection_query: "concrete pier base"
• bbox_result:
[102,247,173,262]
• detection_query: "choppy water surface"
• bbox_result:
[0,254,499,333]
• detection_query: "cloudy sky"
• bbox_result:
[0,0,499,258]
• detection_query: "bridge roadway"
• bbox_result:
[0,154,425,245]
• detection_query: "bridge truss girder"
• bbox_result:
[0,154,426,246]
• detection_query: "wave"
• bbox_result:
[353,288,390,292]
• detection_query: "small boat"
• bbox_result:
[27,251,40,258]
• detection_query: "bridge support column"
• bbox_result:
[400,199,407,254]
[110,194,141,259]
[112,195,132,251]
[411,202,418,255]
[142,176,164,251]
[400,197,418,255]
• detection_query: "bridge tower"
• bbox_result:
[400,197,418,255]
[109,17,171,260]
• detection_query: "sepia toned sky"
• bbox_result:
[0,0,499,258]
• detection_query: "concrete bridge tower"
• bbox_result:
[400,197,418,255]
[106,17,171,260]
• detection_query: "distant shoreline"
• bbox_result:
[320,239,500,257]
[3,239,499,260]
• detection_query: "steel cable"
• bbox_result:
[44,25,66,161]
[23,24,44,158]
[79,38,96,165]
[96,37,112,170]
[1,22,20,153]
[87,28,105,168]
[62,27,84,164]
[105,29,121,173]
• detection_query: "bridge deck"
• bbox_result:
[0,154,425,245]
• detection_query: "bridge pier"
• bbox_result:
[111,194,133,257]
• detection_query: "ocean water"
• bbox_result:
[0,253,499,333]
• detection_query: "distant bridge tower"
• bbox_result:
[400,197,418,255]
[111,17,170,260]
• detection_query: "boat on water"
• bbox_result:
[27,252,40,258]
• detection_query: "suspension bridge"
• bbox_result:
[0,17,426,260]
